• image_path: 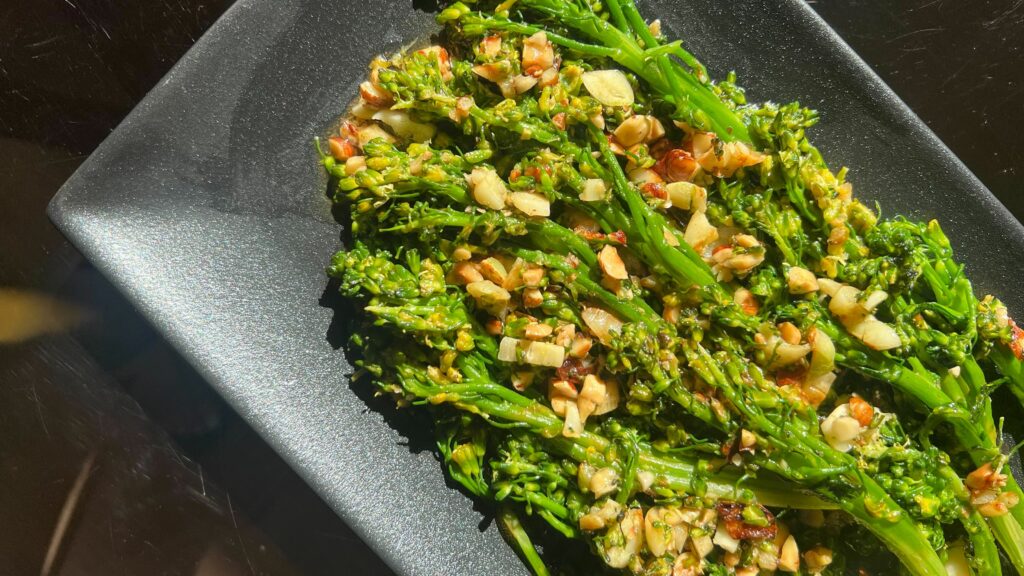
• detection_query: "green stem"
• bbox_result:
[498,506,552,576]
[509,247,662,328]
[840,471,950,576]
[939,467,1003,576]
[406,358,835,510]
[590,126,720,288]
[513,0,750,140]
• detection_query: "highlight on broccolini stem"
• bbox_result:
[319,0,1024,574]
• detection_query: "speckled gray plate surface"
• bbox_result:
[48,1,1024,574]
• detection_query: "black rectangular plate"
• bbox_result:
[48,1,1024,574]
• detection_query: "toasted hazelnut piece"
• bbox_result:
[479,35,501,57]
[848,395,874,426]
[778,322,802,345]
[503,77,540,100]
[328,136,358,161]
[522,266,545,287]
[472,62,506,83]
[356,124,396,147]
[478,257,508,285]
[966,463,1005,492]
[779,535,800,573]
[665,181,705,211]
[521,31,554,76]
[740,429,757,449]
[510,370,534,391]
[570,334,593,358]
[502,258,525,290]
[646,117,666,142]
[451,262,483,285]
[613,115,652,147]
[452,246,473,262]
[538,65,559,87]
[658,148,699,184]
[734,288,759,316]
[524,322,554,340]
[804,546,833,574]
[549,394,568,416]
[713,521,740,553]
[734,233,759,248]
[645,507,675,557]
[550,379,577,399]
[450,95,474,122]
[580,375,619,417]
[599,384,622,418]
[691,531,714,559]
[522,287,543,308]
[977,491,1020,517]
[579,512,605,531]
[787,266,819,294]
[603,508,643,568]
[485,318,504,336]
[579,373,606,403]
[683,211,718,251]
[359,80,393,107]
[598,245,629,280]
[549,323,574,347]
[628,167,663,187]
[504,74,539,96]
[344,155,367,175]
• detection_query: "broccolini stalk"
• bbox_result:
[565,271,959,574]
[589,125,722,291]
[683,344,949,576]
[392,352,830,510]
[442,0,750,140]
[497,507,551,576]
[994,346,1024,404]
[370,203,667,328]
[940,468,1004,576]
[843,219,1024,571]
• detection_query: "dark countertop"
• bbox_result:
[1,1,1021,574]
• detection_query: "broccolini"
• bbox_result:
[319,1,1024,574]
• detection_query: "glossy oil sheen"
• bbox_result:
[48,1,1024,574]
